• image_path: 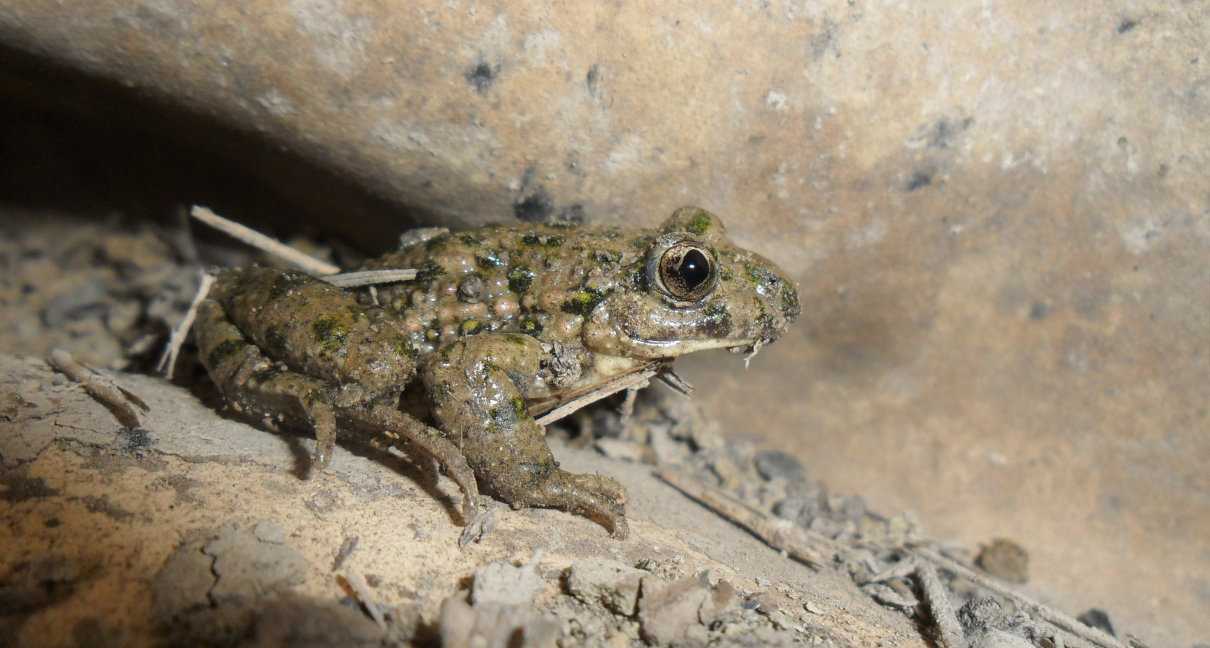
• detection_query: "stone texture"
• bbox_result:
[0,354,921,648]
[470,558,545,607]
[637,574,712,646]
[753,449,807,483]
[438,595,559,648]
[565,558,645,616]
[970,629,1035,648]
[975,538,1029,585]
[203,525,311,604]
[0,2,1207,646]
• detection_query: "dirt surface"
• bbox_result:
[0,353,923,647]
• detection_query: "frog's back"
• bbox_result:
[360,223,649,356]
[208,266,418,394]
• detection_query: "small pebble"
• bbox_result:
[772,497,806,521]
[595,438,648,463]
[1077,608,1115,637]
[43,278,108,327]
[835,495,867,522]
[753,450,806,482]
[471,557,544,606]
[253,520,287,544]
[975,538,1029,584]
[566,558,644,616]
[957,596,1008,634]
[971,629,1035,648]
[861,582,917,610]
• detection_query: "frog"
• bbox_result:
[193,206,800,543]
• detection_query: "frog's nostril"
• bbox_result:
[780,283,801,321]
[762,317,781,342]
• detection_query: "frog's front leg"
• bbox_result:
[339,402,484,543]
[424,333,629,539]
[195,298,340,470]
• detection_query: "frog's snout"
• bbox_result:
[750,266,801,346]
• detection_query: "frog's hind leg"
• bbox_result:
[424,333,629,539]
[195,298,339,471]
[197,298,484,542]
[340,402,482,544]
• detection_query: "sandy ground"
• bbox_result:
[0,354,922,647]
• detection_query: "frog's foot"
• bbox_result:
[309,406,337,472]
[519,469,629,540]
[347,403,482,528]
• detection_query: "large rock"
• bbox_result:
[0,3,1206,646]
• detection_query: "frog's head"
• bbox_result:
[584,207,800,360]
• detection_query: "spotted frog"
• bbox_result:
[195,207,799,542]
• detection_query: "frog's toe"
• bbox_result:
[308,414,337,475]
[310,440,334,473]
[609,516,630,541]
[594,474,628,504]
[458,503,497,548]
[522,469,629,540]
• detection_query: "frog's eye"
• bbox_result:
[656,244,717,302]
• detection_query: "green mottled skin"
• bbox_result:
[195,207,799,541]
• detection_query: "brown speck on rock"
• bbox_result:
[1,473,59,502]
[906,169,933,192]
[1077,608,1116,637]
[513,187,554,223]
[975,538,1029,584]
[464,60,498,93]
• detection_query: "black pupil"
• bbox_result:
[677,249,710,290]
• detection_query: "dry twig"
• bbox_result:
[534,366,663,426]
[320,269,418,288]
[915,548,1126,648]
[862,557,919,585]
[48,349,147,428]
[617,386,640,429]
[192,206,424,292]
[915,560,967,648]
[655,368,695,395]
[190,205,341,276]
[331,535,359,572]
[339,571,387,630]
[656,468,838,568]
[157,271,215,380]
[655,469,1128,648]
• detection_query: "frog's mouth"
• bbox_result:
[621,335,765,358]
